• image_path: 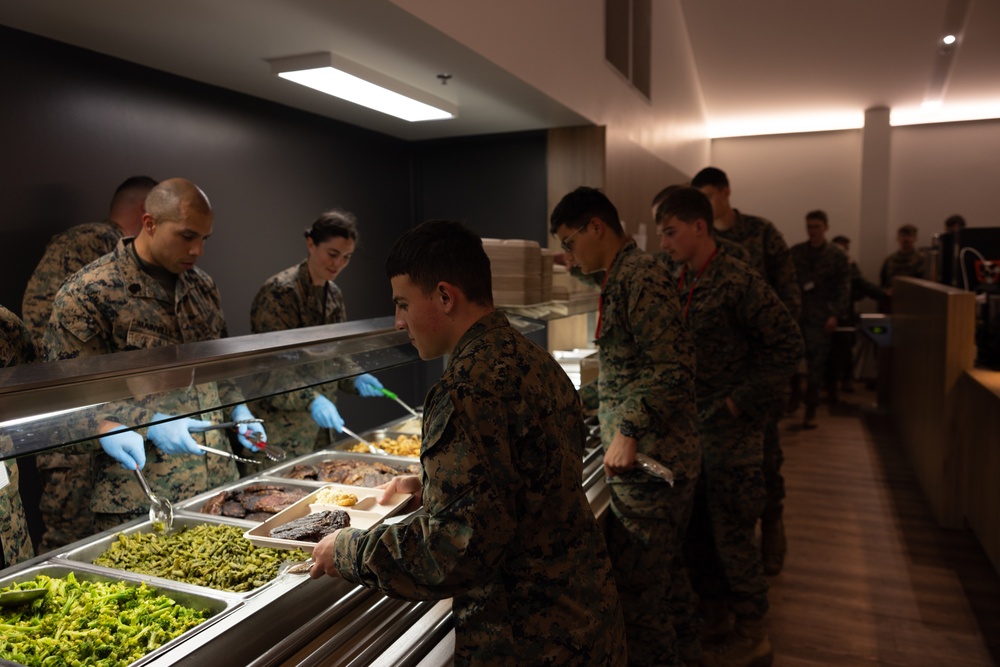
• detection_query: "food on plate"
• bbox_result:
[348,434,421,457]
[313,487,358,507]
[93,523,308,593]
[269,509,351,542]
[0,572,208,666]
[200,483,311,521]
[284,459,420,487]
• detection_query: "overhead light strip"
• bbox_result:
[270,52,456,123]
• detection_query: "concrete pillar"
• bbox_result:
[860,107,891,285]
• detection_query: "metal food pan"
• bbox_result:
[264,450,418,486]
[0,561,240,667]
[379,411,423,434]
[58,514,291,598]
[337,429,421,458]
[174,478,322,519]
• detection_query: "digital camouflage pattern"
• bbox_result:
[594,241,700,665]
[1,306,36,568]
[715,210,801,320]
[43,239,240,529]
[717,210,801,526]
[653,236,750,278]
[680,252,803,628]
[250,261,356,460]
[22,220,124,346]
[791,241,849,408]
[331,311,627,666]
[880,249,928,289]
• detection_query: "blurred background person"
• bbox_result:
[1,305,36,568]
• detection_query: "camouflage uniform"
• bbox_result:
[250,261,356,460]
[43,238,240,532]
[716,210,801,527]
[1,306,36,568]
[828,260,885,388]
[679,252,803,626]
[790,241,849,411]
[594,241,700,666]
[653,236,750,278]
[331,311,627,666]
[880,249,928,289]
[22,220,122,551]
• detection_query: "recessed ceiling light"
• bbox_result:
[942,34,957,45]
[270,52,457,123]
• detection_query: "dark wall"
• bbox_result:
[411,131,549,243]
[0,25,412,335]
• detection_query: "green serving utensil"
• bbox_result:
[379,388,420,417]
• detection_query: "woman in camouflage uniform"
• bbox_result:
[250,211,384,459]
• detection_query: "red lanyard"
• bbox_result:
[678,247,718,321]
[594,269,612,340]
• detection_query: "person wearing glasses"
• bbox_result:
[551,187,699,666]
[249,211,385,461]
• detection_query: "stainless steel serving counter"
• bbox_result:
[1,413,608,667]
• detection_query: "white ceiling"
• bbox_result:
[1,0,998,143]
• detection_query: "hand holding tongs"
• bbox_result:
[190,419,286,462]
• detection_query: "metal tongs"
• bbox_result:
[134,465,174,530]
[634,453,675,486]
[190,419,286,462]
[193,444,261,465]
[378,388,420,418]
[340,426,389,456]
[279,558,315,576]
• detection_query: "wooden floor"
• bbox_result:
[771,389,1000,666]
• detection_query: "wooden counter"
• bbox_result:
[957,369,1000,574]
[889,278,975,528]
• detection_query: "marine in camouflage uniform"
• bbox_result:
[329,310,627,666]
[1,306,36,568]
[43,238,241,531]
[880,249,928,288]
[790,233,849,424]
[653,236,750,278]
[250,261,358,460]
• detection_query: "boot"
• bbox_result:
[761,518,786,576]
[699,598,733,646]
[802,404,817,430]
[701,616,773,667]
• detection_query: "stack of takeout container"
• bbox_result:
[482,238,545,305]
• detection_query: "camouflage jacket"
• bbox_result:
[681,253,804,466]
[22,220,124,346]
[716,209,802,319]
[332,311,627,666]
[653,236,750,279]
[790,241,850,325]
[596,242,699,482]
[880,249,928,288]
[42,238,239,515]
[1,306,36,567]
[844,261,886,320]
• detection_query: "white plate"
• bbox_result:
[243,484,411,552]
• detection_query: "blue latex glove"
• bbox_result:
[310,395,344,432]
[353,373,384,397]
[147,413,211,456]
[231,404,268,451]
[99,426,147,471]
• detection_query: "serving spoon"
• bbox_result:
[134,465,174,531]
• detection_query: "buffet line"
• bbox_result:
[1,413,606,667]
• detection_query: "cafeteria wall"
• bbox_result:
[709,118,1000,284]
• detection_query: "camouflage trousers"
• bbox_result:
[802,325,834,409]
[36,450,96,552]
[605,476,696,667]
[761,417,784,523]
[686,464,768,620]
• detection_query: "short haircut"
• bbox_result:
[145,179,211,221]
[385,219,493,306]
[549,186,624,236]
[651,184,682,210]
[110,175,157,210]
[945,214,966,229]
[305,209,358,245]
[691,167,729,189]
[898,224,918,236]
[806,209,828,225]
[656,187,714,235]
[832,235,850,245]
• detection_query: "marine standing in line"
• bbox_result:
[43,178,266,531]
[0,305,36,568]
[250,211,384,462]
[790,210,849,429]
[23,175,157,551]
[309,219,627,666]
[658,187,803,667]
[880,223,927,295]
[551,187,699,666]
[692,166,801,576]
